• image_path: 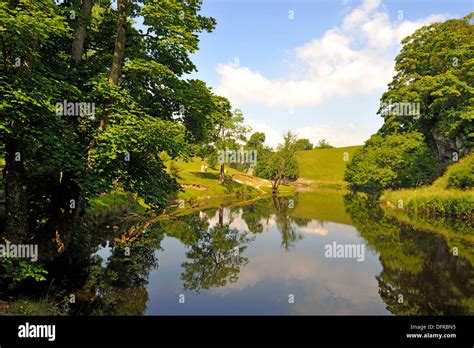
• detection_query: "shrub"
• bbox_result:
[344,132,442,192]
[447,155,474,189]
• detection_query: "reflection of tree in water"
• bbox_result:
[240,198,273,233]
[72,219,163,315]
[239,195,306,250]
[344,193,474,315]
[272,195,303,251]
[175,207,253,292]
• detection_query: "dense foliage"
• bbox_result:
[345,132,441,192]
[345,14,473,192]
[254,131,299,191]
[0,0,233,252]
[448,153,474,189]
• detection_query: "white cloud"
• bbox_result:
[246,120,283,148]
[298,221,329,236]
[295,125,370,148]
[215,0,444,108]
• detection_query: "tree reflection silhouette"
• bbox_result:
[272,195,303,251]
[175,207,253,292]
[73,220,163,315]
[344,193,474,315]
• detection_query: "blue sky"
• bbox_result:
[186,0,472,147]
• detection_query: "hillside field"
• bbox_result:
[295,145,362,185]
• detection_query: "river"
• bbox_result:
[5,190,474,315]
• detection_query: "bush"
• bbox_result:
[344,132,442,192]
[9,298,68,316]
[447,155,474,189]
[168,160,182,178]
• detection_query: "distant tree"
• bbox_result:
[315,139,333,149]
[209,99,250,182]
[255,131,299,193]
[246,132,266,149]
[294,138,314,151]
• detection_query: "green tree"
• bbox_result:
[255,131,299,193]
[246,132,266,149]
[344,132,441,192]
[315,139,333,149]
[208,100,250,182]
[294,138,313,151]
[378,13,473,160]
[345,15,473,192]
[0,0,227,254]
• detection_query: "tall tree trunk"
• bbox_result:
[4,138,28,242]
[101,0,127,131]
[219,164,225,183]
[38,172,84,260]
[272,174,282,194]
[71,0,93,65]
[38,0,92,259]
[108,0,127,85]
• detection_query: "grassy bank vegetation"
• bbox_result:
[295,145,361,187]
[381,153,474,220]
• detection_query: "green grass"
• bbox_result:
[431,152,474,190]
[86,158,295,218]
[9,298,68,316]
[381,154,474,220]
[295,145,362,186]
[87,190,148,217]
[168,158,291,200]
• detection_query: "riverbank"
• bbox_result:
[381,205,474,264]
[381,154,474,220]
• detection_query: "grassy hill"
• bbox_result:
[295,145,362,186]
[168,158,294,200]
[381,153,474,219]
[168,158,258,200]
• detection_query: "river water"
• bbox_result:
[53,190,473,315]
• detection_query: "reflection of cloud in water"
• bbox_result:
[258,214,276,230]
[198,205,387,314]
[206,208,249,230]
[298,221,328,236]
[229,218,250,232]
[211,248,386,314]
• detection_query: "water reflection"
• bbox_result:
[344,194,474,315]
[1,191,473,315]
[170,207,253,292]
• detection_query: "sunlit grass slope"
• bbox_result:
[295,146,362,185]
[382,153,474,219]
